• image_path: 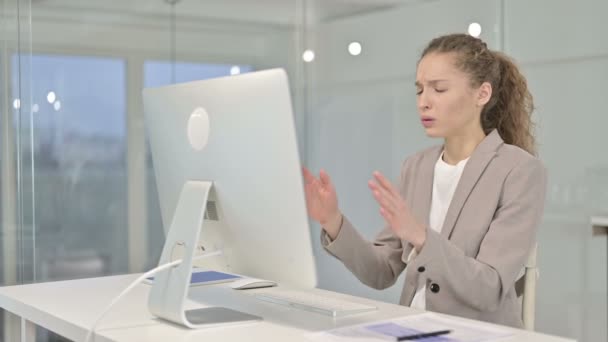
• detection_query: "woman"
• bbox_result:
[302,33,547,328]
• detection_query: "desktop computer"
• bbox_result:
[142,68,319,327]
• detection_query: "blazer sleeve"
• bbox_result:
[409,156,547,312]
[320,159,414,290]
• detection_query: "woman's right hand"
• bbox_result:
[302,167,342,240]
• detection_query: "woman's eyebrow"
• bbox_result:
[415,79,448,87]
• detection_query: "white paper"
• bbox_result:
[307,313,513,342]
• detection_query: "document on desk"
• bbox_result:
[307,312,513,342]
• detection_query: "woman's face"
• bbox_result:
[415,52,490,138]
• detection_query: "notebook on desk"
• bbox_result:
[144,270,242,286]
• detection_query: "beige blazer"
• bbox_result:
[321,129,547,328]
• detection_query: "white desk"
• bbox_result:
[0,274,575,342]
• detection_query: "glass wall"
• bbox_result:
[305,1,607,342]
[2,0,34,339]
[1,0,305,340]
[1,1,606,342]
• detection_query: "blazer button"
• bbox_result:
[417,266,425,273]
[430,283,440,293]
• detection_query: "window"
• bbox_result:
[12,54,128,281]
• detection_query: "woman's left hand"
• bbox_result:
[369,171,427,251]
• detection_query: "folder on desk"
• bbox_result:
[144,270,242,286]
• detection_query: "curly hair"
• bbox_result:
[421,33,536,155]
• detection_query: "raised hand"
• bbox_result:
[368,171,426,251]
[302,167,343,239]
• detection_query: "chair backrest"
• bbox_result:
[515,243,538,330]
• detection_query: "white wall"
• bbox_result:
[307,1,607,341]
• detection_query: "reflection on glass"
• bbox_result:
[11,54,127,282]
[302,49,315,63]
[468,22,482,37]
[46,91,56,104]
[348,42,362,56]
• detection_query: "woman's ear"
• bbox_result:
[477,81,492,106]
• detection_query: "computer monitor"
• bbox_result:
[142,69,317,327]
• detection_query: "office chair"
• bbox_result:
[515,243,538,331]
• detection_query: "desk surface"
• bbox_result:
[0,274,575,342]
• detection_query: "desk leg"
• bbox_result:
[20,317,36,342]
[4,311,21,342]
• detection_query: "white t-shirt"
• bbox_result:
[409,151,469,310]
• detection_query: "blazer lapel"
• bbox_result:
[403,145,441,264]
[440,129,503,239]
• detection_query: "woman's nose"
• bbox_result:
[418,94,431,112]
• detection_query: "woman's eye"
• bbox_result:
[435,89,446,93]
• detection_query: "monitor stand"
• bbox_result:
[148,180,262,328]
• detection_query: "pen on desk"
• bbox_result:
[394,329,452,341]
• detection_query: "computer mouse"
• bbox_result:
[228,278,278,290]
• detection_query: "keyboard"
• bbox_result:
[253,289,377,318]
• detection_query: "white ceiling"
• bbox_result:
[31,0,417,26]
